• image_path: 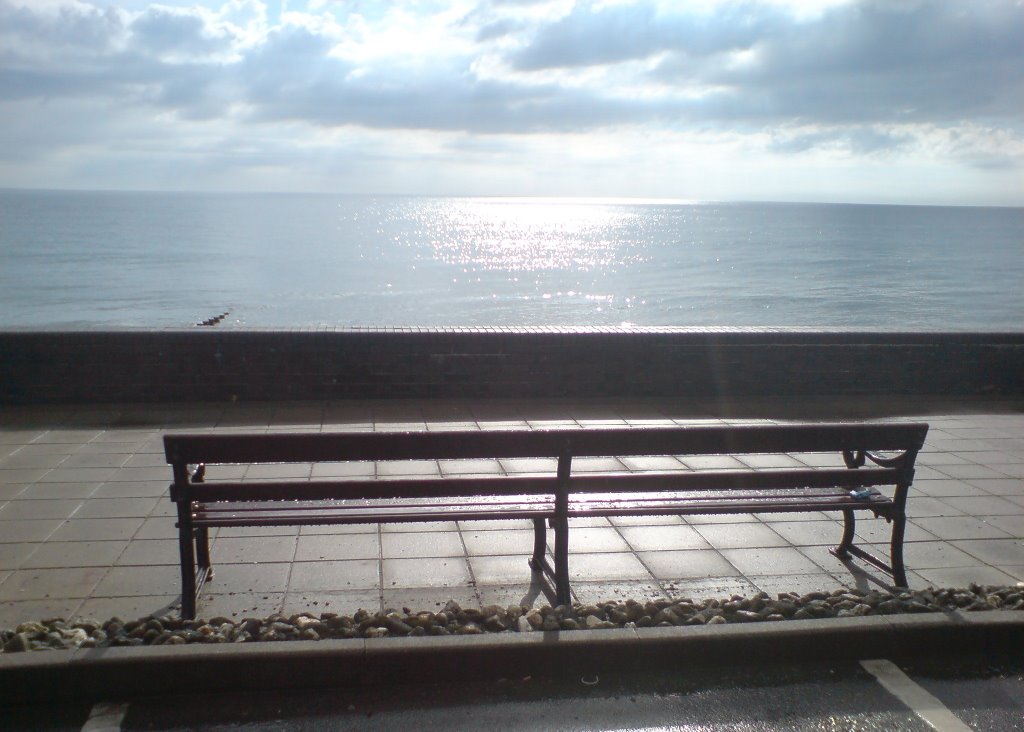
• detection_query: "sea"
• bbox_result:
[1,189,1021,331]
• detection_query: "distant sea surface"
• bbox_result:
[1,190,1021,330]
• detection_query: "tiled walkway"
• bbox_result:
[1,397,1022,626]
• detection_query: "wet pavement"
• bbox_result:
[0,395,1022,626]
[8,654,1024,730]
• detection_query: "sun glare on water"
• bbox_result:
[414,198,654,272]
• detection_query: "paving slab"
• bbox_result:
[0,395,1021,627]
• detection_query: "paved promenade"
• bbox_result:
[1,397,1022,627]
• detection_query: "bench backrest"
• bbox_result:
[165,423,927,464]
[164,423,928,503]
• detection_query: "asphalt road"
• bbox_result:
[10,655,1023,731]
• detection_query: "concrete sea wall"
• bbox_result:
[1,329,1022,404]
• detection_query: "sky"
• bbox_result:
[1,0,1022,205]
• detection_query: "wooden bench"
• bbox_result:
[164,422,928,619]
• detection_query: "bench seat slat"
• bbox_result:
[192,507,554,526]
[567,468,897,493]
[571,500,893,517]
[175,467,899,503]
[174,476,556,502]
[194,497,553,514]
[188,486,891,527]
[571,494,890,513]
[194,498,553,514]
[571,485,891,501]
[190,496,891,527]
[192,484,887,513]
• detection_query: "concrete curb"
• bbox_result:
[2,612,1022,704]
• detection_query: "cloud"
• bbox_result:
[768,126,912,155]
[690,1,1024,127]
[3,0,1021,134]
[0,0,1021,199]
[509,1,780,71]
[0,1,125,79]
[474,17,522,42]
[506,1,1024,131]
[128,5,239,59]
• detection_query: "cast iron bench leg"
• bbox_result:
[890,512,909,588]
[554,515,571,606]
[178,526,197,620]
[528,518,546,571]
[831,509,856,559]
[196,527,213,580]
[892,487,909,589]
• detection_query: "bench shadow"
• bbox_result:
[519,569,559,608]
[835,558,899,594]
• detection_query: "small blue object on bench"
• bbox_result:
[164,422,928,619]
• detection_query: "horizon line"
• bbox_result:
[0,186,1021,210]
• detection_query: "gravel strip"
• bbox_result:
[3,584,1023,653]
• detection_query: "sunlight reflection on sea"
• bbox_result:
[0,191,1021,330]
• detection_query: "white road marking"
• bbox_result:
[860,659,973,732]
[81,701,130,732]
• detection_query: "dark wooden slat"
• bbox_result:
[192,507,553,527]
[189,493,891,527]
[177,476,557,502]
[175,467,898,503]
[165,423,928,464]
[194,498,554,515]
[565,467,896,493]
[569,490,887,506]
[190,486,879,517]
[197,503,552,515]
[571,499,893,516]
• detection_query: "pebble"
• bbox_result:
[383,616,413,635]
[4,633,31,653]
[2,584,1021,652]
[653,608,679,625]
[608,608,629,624]
[484,615,507,632]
